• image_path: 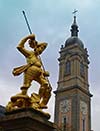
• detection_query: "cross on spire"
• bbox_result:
[70,9,79,37]
[72,9,78,16]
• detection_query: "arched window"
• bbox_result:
[80,62,84,77]
[65,61,71,75]
[82,119,86,131]
[62,116,67,131]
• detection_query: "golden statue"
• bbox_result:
[6,34,52,113]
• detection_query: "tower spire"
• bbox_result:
[70,9,79,37]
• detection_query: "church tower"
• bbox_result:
[54,14,92,131]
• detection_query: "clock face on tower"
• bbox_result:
[60,99,71,113]
[80,100,88,115]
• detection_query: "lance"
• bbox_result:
[22,10,52,90]
[22,11,32,34]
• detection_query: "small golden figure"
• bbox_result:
[6,34,52,112]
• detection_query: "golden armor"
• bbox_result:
[6,34,52,113]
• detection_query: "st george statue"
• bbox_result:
[6,34,52,113]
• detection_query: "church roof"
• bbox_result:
[65,36,84,48]
[0,105,5,117]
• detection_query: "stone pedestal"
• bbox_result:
[0,108,57,131]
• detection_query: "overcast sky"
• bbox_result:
[0,0,100,130]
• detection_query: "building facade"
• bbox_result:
[54,15,92,131]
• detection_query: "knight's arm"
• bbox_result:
[17,36,32,57]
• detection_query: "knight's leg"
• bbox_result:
[20,72,32,95]
[39,85,51,108]
[39,85,46,98]
[38,76,52,108]
[38,76,48,99]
